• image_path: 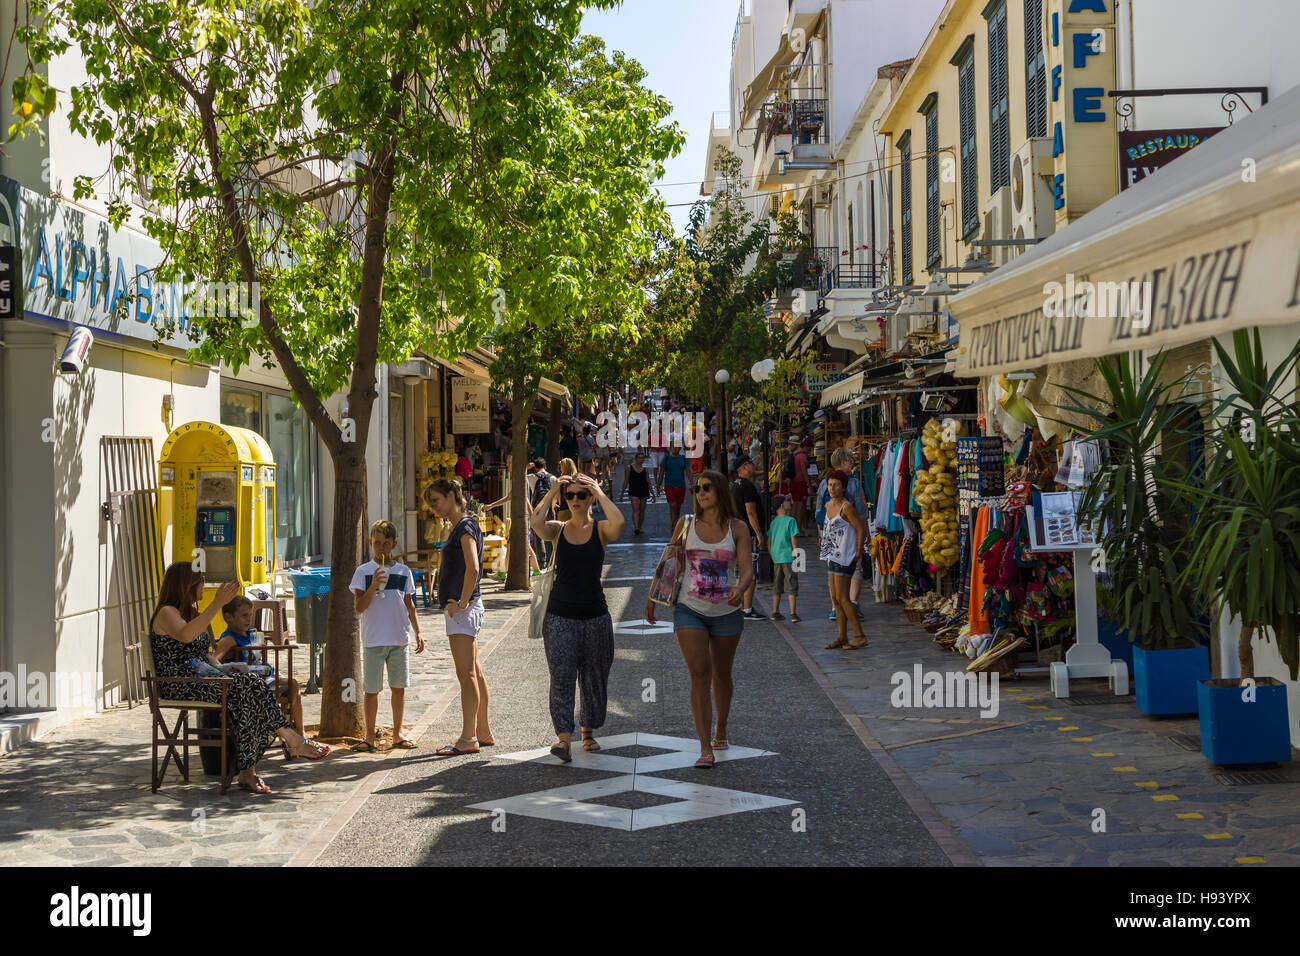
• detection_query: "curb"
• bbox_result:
[753,592,983,867]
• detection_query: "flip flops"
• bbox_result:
[390,739,418,749]
[434,743,480,756]
[350,741,378,753]
[693,754,715,769]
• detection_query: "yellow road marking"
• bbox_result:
[1235,857,1265,864]
[1058,725,1079,731]
[1136,781,1158,788]
[1071,737,1093,742]
[1152,794,1179,801]
[1176,812,1204,819]
[1112,766,1137,772]
[1204,833,1233,839]
[1043,716,1063,721]
[1091,752,1115,757]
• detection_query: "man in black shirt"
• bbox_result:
[558,426,579,464]
[732,457,766,619]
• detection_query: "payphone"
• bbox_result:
[158,421,277,611]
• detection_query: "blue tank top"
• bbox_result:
[663,454,688,487]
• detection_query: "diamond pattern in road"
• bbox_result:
[471,732,798,830]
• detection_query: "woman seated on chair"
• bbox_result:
[150,562,329,794]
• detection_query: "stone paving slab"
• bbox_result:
[764,537,1300,866]
[0,581,529,867]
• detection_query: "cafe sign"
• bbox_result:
[1119,127,1222,190]
[953,199,1300,376]
[805,362,846,394]
[451,376,490,434]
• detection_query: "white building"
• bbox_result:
[0,11,460,747]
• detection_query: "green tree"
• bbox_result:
[463,33,681,590]
[20,0,642,737]
[656,145,800,470]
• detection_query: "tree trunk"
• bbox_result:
[1239,624,1255,681]
[506,393,531,591]
[547,399,562,468]
[318,453,367,740]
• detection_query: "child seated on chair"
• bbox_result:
[219,595,304,734]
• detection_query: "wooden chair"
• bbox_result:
[141,630,236,794]
[400,550,436,609]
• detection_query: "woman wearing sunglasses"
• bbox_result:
[531,471,626,761]
[644,470,753,769]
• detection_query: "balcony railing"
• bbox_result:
[773,245,837,295]
[757,97,828,150]
[828,263,881,290]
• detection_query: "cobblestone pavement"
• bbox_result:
[4,462,1298,866]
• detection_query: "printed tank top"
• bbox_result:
[819,503,859,566]
[679,517,738,617]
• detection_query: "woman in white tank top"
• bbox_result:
[644,469,754,769]
[820,469,868,650]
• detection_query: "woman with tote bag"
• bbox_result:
[530,472,625,761]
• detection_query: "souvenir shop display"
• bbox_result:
[915,418,962,570]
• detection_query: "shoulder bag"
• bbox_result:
[648,516,693,609]
[528,530,559,640]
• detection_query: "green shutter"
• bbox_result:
[900,137,913,286]
[925,105,940,268]
[987,0,1010,192]
[1025,0,1047,138]
[958,51,979,238]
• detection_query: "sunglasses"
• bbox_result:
[564,490,590,501]
[695,482,713,494]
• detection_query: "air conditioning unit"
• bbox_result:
[907,294,940,337]
[980,185,1012,266]
[1010,138,1055,242]
[813,182,833,207]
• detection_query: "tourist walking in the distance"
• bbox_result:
[620,450,653,534]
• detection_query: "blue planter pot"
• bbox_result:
[1198,678,1292,765]
[1098,617,1134,673]
[1133,644,1209,715]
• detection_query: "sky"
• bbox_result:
[581,0,741,236]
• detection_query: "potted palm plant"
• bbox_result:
[1177,330,1300,764]
[1057,351,1210,715]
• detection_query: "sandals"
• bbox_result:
[292,736,330,759]
[350,741,378,753]
[825,638,850,650]
[390,739,418,750]
[435,742,481,756]
[581,730,600,752]
[550,741,573,763]
[846,638,870,650]
[694,754,715,769]
[711,738,729,751]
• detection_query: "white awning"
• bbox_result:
[819,371,864,407]
[538,377,570,404]
[950,83,1300,378]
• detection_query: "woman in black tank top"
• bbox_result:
[530,472,626,761]
[619,451,651,534]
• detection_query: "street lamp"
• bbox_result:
[715,369,730,474]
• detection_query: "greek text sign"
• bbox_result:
[451,376,490,434]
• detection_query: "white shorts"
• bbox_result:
[650,451,664,468]
[444,596,485,638]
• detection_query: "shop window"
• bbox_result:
[267,394,321,565]
[220,387,262,433]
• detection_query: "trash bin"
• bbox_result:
[290,569,329,693]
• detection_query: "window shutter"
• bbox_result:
[958,51,979,238]
[925,106,940,268]
[1025,0,1047,138]
[899,136,913,286]
[988,0,1010,193]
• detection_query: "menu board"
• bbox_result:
[1028,491,1098,550]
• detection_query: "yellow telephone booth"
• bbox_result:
[158,422,277,611]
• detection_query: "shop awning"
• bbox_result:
[434,354,492,384]
[538,377,570,405]
[819,371,864,407]
[950,83,1300,378]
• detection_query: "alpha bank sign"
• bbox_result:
[0,174,204,350]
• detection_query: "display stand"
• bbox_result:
[1026,502,1128,698]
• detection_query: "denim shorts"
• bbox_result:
[673,604,745,637]
[363,644,409,694]
[827,558,858,578]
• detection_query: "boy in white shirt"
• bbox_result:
[349,520,424,751]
